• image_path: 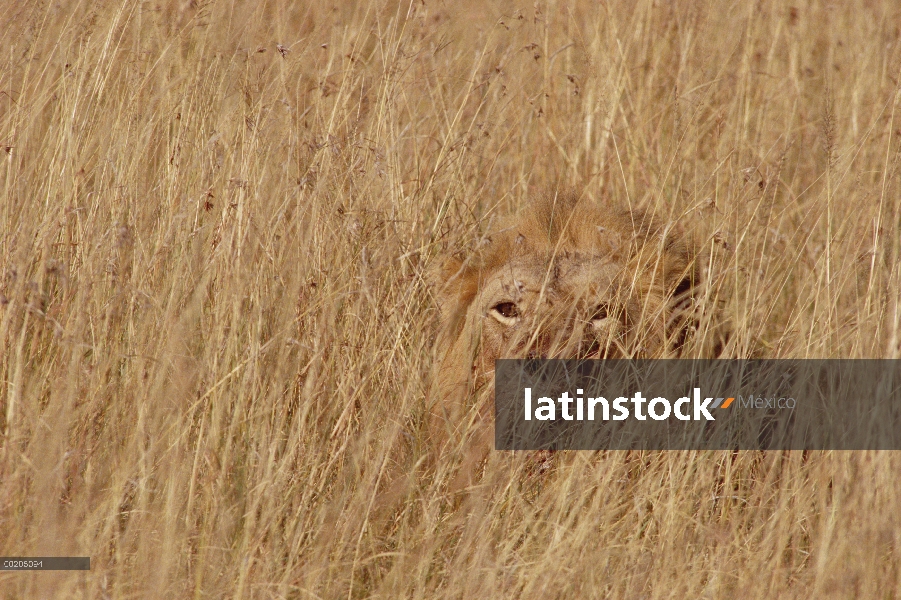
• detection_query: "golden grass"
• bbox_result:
[1,0,901,597]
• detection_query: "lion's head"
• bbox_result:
[430,191,718,415]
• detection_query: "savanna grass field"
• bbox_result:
[2,0,901,597]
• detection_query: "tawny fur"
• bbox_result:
[428,190,715,466]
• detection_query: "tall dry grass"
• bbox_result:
[1,0,901,597]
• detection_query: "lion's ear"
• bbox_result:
[428,256,478,319]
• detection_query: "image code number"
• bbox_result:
[1,557,90,571]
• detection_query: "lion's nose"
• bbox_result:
[524,331,553,359]
[523,318,577,360]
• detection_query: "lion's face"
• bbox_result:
[472,252,648,365]
[432,193,700,403]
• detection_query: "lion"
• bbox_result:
[427,190,723,478]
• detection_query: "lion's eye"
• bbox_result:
[495,302,518,318]
[590,303,617,331]
[591,303,609,321]
[489,302,519,324]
